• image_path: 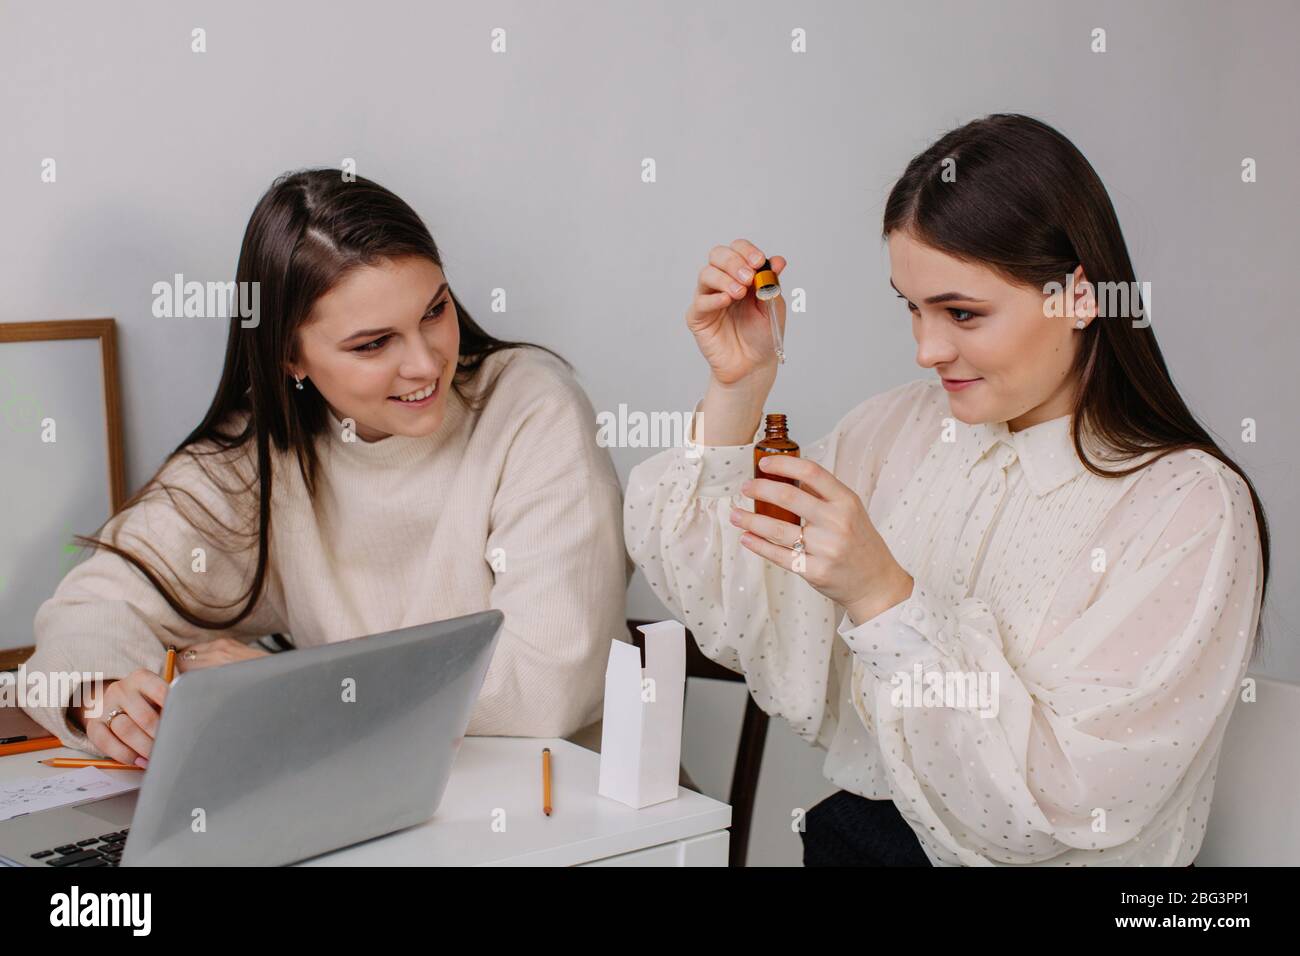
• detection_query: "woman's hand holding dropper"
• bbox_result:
[685,239,786,446]
[683,239,914,624]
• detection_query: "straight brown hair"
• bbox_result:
[74,169,568,630]
[883,114,1271,653]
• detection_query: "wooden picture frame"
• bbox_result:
[0,319,126,669]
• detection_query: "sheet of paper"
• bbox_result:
[0,768,141,822]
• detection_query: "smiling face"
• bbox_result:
[887,228,1094,432]
[290,255,459,443]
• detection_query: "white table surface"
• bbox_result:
[0,737,732,866]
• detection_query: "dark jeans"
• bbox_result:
[803,790,1199,866]
[801,790,932,866]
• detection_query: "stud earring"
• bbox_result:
[1074,319,1086,329]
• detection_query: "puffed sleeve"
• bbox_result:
[469,366,630,738]
[21,442,286,753]
[624,379,931,745]
[838,459,1264,865]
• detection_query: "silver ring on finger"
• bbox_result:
[791,528,806,555]
[182,648,198,662]
[102,707,126,728]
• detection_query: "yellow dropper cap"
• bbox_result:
[753,259,780,301]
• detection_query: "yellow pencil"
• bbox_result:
[163,645,177,683]
[542,747,552,817]
[40,758,142,770]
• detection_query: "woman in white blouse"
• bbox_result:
[624,114,1270,866]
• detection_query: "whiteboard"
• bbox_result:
[0,337,113,651]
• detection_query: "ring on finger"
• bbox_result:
[102,707,126,728]
[791,528,806,555]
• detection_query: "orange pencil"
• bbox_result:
[542,747,552,816]
[0,736,62,757]
[163,645,177,683]
[39,758,143,771]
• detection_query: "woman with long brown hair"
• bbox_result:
[625,114,1269,865]
[24,169,628,764]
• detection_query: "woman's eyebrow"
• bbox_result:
[889,278,987,305]
[338,282,449,344]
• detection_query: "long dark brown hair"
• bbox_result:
[883,113,1271,651]
[75,169,568,629]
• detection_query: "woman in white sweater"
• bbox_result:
[23,170,629,765]
[625,114,1270,866]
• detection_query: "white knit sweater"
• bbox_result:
[23,347,631,753]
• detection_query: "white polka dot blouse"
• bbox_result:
[624,378,1264,866]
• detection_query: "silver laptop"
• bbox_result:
[0,609,502,867]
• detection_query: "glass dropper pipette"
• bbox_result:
[753,259,785,363]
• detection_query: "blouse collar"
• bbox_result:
[958,413,1094,497]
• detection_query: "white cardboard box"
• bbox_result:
[597,620,686,809]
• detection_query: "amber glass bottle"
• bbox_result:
[753,413,801,525]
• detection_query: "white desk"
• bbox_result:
[0,737,731,867]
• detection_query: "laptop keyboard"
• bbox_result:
[29,829,129,866]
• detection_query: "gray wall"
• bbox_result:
[3,0,1296,865]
